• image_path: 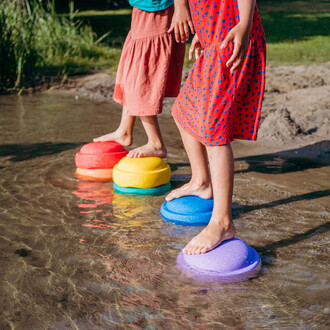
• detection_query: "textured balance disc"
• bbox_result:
[177,238,261,282]
[75,141,128,169]
[113,182,171,195]
[113,156,171,189]
[75,168,113,181]
[160,196,213,225]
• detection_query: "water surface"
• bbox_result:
[0,93,329,328]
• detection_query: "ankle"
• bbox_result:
[210,215,233,227]
[190,179,211,190]
[116,128,131,137]
[147,139,165,150]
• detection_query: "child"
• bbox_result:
[166,0,266,254]
[94,0,194,158]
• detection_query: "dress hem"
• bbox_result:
[172,113,259,146]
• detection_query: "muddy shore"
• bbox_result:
[49,64,330,161]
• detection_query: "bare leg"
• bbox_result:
[127,115,167,158]
[183,143,236,255]
[93,106,135,146]
[165,120,212,201]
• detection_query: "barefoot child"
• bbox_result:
[166,0,266,254]
[94,0,194,158]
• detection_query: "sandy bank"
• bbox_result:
[49,64,330,160]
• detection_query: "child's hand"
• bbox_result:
[189,34,203,60]
[220,23,251,73]
[168,0,195,43]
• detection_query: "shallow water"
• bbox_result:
[0,93,329,329]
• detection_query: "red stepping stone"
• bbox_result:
[75,141,128,169]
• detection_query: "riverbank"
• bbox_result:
[48,63,330,161]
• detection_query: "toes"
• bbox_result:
[165,191,178,201]
[127,148,145,158]
[191,245,200,255]
[165,193,173,201]
[195,246,203,254]
[93,135,108,142]
[127,150,136,158]
[183,238,199,255]
[200,246,208,254]
[183,236,212,255]
[183,241,192,254]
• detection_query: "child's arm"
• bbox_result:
[168,0,195,43]
[220,0,256,73]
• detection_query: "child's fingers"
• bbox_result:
[180,23,189,42]
[188,20,195,34]
[188,45,194,60]
[174,25,181,43]
[220,32,233,50]
[230,58,242,73]
[195,49,199,60]
[183,22,190,41]
[226,42,240,67]
[195,48,201,60]
[167,22,174,33]
[189,38,197,60]
[230,51,245,72]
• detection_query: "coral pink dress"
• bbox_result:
[113,5,186,116]
[172,0,266,146]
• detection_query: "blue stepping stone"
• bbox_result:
[160,196,213,225]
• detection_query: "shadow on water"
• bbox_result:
[0,142,85,162]
[254,221,330,265]
[242,189,330,214]
[169,141,330,177]
[236,140,330,175]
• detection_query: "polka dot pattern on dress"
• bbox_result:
[172,0,266,146]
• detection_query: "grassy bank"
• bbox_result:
[0,0,118,91]
[259,0,330,65]
[76,0,330,66]
[1,0,329,91]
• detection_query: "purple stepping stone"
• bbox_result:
[177,238,261,282]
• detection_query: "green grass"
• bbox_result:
[77,0,330,66]
[0,0,119,91]
[266,36,330,65]
[74,9,132,47]
[1,0,329,91]
[258,0,330,64]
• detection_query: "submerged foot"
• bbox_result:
[127,143,167,158]
[93,130,132,146]
[165,181,213,201]
[183,220,235,255]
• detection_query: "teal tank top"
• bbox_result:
[129,0,174,12]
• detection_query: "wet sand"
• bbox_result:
[0,68,329,328]
[51,64,330,154]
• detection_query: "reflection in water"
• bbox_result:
[1,94,329,328]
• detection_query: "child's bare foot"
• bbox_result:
[183,219,235,255]
[127,143,167,158]
[165,181,213,201]
[93,130,132,146]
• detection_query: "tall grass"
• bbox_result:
[0,0,112,91]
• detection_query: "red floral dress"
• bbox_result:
[172,0,266,146]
